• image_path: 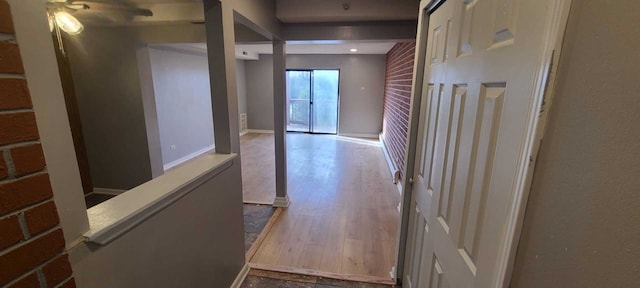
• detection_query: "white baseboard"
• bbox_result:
[395,181,403,195]
[92,188,126,195]
[338,133,379,139]
[247,129,274,134]
[239,130,249,137]
[229,263,249,288]
[163,145,215,171]
[380,134,397,176]
[380,134,403,195]
[273,195,291,208]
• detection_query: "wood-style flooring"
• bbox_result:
[242,133,400,282]
[241,269,399,287]
[241,133,277,204]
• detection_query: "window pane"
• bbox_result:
[312,70,339,134]
[286,71,311,132]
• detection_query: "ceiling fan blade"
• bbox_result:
[70,1,153,17]
[64,4,89,10]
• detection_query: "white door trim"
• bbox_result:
[495,1,573,286]
[396,0,573,286]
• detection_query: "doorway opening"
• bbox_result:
[286,69,340,134]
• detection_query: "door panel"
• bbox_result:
[286,70,311,132]
[404,0,553,286]
[311,70,339,134]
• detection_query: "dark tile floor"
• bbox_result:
[241,270,399,288]
[84,193,116,208]
[244,204,276,252]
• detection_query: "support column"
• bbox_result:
[203,0,240,154]
[272,39,290,208]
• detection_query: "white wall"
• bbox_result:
[245,54,386,135]
[147,46,215,168]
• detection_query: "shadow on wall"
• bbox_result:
[64,26,217,191]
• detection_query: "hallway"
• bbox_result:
[243,133,400,283]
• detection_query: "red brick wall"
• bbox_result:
[0,1,76,287]
[381,42,416,179]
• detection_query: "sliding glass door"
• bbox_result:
[286,71,311,132]
[286,69,339,134]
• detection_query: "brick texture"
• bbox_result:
[24,201,59,237]
[0,78,32,110]
[0,41,24,74]
[0,174,53,216]
[0,229,65,286]
[381,42,416,179]
[42,254,72,287]
[58,278,76,288]
[7,273,40,288]
[0,2,75,287]
[0,112,39,145]
[0,0,14,34]
[0,152,7,180]
[11,144,46,177]
[0,215,23,250]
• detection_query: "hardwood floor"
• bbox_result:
[240,133,277,204]
[247,133,400,281]
[241,269,399,287]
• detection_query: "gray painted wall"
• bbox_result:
[511,1,640,287]
[65,26,153,190]
[69,160,245,288]
[147,47,215,166]
[245,55,274,130]
[63,3,278,287]
[65,24,221,189]
[245,54,386,135]
[236,60,248,117]
[234,0,281,38]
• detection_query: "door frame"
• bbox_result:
[285,69,341,135]
[394,0,573,286]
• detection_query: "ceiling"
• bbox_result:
[276,0,420,23]
[82,0,200,3]
[171,41,397,60]
[75,0,418,24]
[235,42,397,59]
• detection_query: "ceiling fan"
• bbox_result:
[46,0,154,35]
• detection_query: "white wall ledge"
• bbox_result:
[84,152,237,245]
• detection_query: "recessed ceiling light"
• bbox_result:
[350,48,358,52]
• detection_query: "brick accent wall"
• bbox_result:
[0,1,76,287]
[381,41,416,179]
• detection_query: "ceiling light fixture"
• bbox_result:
[350,48,358,52]
[48,14,55,32]
[54,11,84,35]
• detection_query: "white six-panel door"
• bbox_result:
[403,0,556,287]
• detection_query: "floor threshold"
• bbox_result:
[247,263,396,286]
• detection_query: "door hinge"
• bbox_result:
[409,177,414,184]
